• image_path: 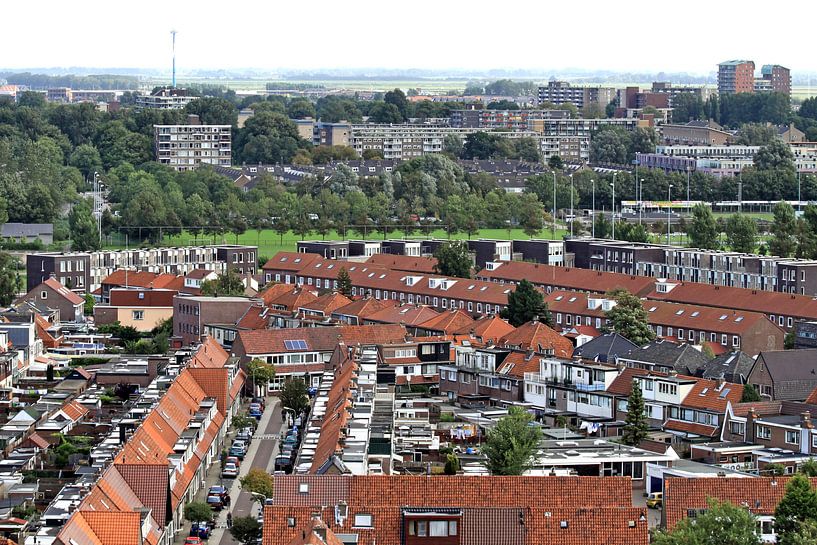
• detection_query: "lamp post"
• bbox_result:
[798,170,802,213]
[552,170,556,239]
[591,179,596,238]
[639,178,645,224]
[611,174,617,241]
[686,166,691,219]
[667,184,673,246]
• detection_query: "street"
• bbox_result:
[175,396,285,545]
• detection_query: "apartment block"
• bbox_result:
[718,60,755,95]
[154,115,232,171]
[537,81,616,111]
[135,86,195,109]
[761,64,791,96]
[449,109,569,130]
[650,82,712,106]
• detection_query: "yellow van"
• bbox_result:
[646,491,663,509]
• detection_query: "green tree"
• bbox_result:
[605,288,655,345]
[200,271,245,297]
[229,516,262,545]
[500,279,551,327]
[755,138,797,173]
[443,134,464,158]
[687,203,720,250]
[590,127,629,164]
[185,97,238,126]
[622,381,649,446]
[287,98,316,120]
[362,149,384,160]
[652,498,761,545]
[279,378,309,414]
[444,453,460,475]
[725,214,758,253]
[482,407,542,475]
[433,241,472,279]
[775,474,817,545]
[736,123,780,146]
[84,294,95,316]
[800,459,817,477]
[234,111,306,165]
[741,383,762,403]
[791,520,817,545]
[336,267,352,296]
[0,253,21,306]
[68,199,101,251]
[384,88,409,120]
[547,155,564,170]
[247,359,275,395]
[239,468,275,500]
[770,201,798,257]
[184,501,213,523]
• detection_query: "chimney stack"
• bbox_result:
[802,411,813,430]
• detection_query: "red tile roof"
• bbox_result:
[262,252,323,273]
[234,324,408,358]
[806,387,817,405]
[101,270,183,291]
[478,262,655,297]
[259,283,299,306]
[186,268,216,280]
[270,288,318,311]
[331,297,396,320]
[310,352,357,473]
[500,320,573,359]
[663,419,719,437]
[497,350,542,378]
[415,309,475,334]
[364,303,441,326]
[300,292,353,315]
[664,476,817,529]
[529,507,649,545]
[366,254,438,274]
[457,314,516,342]
[40,277,85,305]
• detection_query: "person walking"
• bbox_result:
[225,493,231,508]
[226,512,233,529]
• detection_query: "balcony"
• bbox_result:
[575,383,606,392]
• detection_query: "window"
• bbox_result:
[354,514,373,528]
[298,483,309,494]
[40,291,47,299]
[429,521,449,537]
[756,425,771,440]
[786,430,800,445]
[729,421,745,436]
[677,328,684,339]
[132,310,144,321]
[721,334,727,346]
[732,336,740,348]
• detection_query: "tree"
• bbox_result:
[200,271,245,297]
[433,241,472,279]
[500,279,551,327]
[605,288,655,345]
[229,516,262,545]
[443,134,463,158]
[84,294,95,316]
[462,132,505,160]
[800,459,817,477]
[736,123,780,146]
[279,378,309,414]
[367,102,403,124]
[234,111,306,165]
[741,383,762,402]
[652,498,761,545]
[247,359,275,395]
[770,201,798,257]
[0,253,21,306]
[725,214,758,253]
[362,149,384,160]
[184,501,213,524]
[336,267,352,296]
[775,474,817,545]
[590,127,629,164]
[791,520,817,545]
[687,204,720,250]
[68,199,101,251]
[482,407,542,475]
[444,453,460,475]
[384,89,409,120]
[622,381,648,446]
[184,97,238,126]
[547,155,564,170]
[239,468,274,500]
[755,138,797,173]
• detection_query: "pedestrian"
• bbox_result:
[225,493,231,507]
[226,512,233,529]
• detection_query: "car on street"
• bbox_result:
[206,495,223,511]
[646,492,663,509]
[226,456,240,468]
[190,522,211,539]
[222,462,238,478]
[184,537,203,545]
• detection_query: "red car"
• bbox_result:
[184,538,202,545]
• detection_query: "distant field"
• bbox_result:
[146,78,475,94]
[104,227,570,259]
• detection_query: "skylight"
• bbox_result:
[675,309,684,315]
[719,388,731,398]
[735,316,744,322]
[568,297,576,303]
[556,296,563,301]
[294,258,301,263]
[719,315,728,320]
[691,311,699,317]
[284,340,308,350]
[649,306,657,312]
[327,264,334,269]
[480,287,487,291]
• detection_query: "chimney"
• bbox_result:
[745,407,757,443]
[315,525,328,543]
[802,411,813,430]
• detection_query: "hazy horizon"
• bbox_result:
[6,0,814,75]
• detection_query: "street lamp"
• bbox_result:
[667,184,673,246]
[569,174,574,237]
[552,170,557,239]
[591,179,596,238]
[611,174,617,241]
[686,166,691,220]
[639,178,645,224]
[798,171,802,213]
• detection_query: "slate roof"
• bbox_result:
[0,222,53,238]
[618,340,710,374]
[755,349,817,401]
[698,350,756,383]
[574,333,638,363]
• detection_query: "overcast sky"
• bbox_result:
[3,0,812,75]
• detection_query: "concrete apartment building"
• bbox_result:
[135,87,195,109]
[294,119,352,147]
[27,244,257,293]
[718,60,756,94]
[449,109,569,130]
[650,82,712,106]
[154,115,232,171]
[537,80,616,111]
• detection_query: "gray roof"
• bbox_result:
[756,349,817,401]
[575,333,638,363]
[0,223,53,237]
[699,351,756,383]
[619,340,710,374]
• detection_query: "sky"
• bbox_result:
[3,0,813,75]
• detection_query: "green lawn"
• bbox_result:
[104,227,570,260]
[713,211,774,221]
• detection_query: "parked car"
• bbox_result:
[229,440,247,459]
[190,522,211,539]
[184,537,203,545]
[236,429,253,444]
[208,485,228,500]
[226,456,240,468]
[206,495,223,511]
[646,492,663,509]
[222,462,238,478]
[251,397,265,410]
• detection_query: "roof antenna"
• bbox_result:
[171,30,178,88]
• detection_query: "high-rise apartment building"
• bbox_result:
[761,64,791,96]
[136,87,195,110]
[537,81,616,111]
[154,115,231,171]
[718,60,755,95]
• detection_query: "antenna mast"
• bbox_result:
[171,30,177,88]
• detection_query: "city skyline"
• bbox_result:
[4,0,814,75]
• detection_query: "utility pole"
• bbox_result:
[569,174,574,237]
[611,173,617,241]
[667,184,673,246]
[591,179,595,238]
[552,170,556,239]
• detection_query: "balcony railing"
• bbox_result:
[575,383,606,392]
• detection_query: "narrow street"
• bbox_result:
[175,396,285,545]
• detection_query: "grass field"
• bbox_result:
[712,211,774,221]
[104,227,570,260]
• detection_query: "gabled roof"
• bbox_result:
[234,324,408,356]
[698,350,756,383]
[755,349,817,401]
[38,278,85,305]
[186,268,216,280]
[365,303,440,327]
[101,270,183,291]
[236,305,270,330]
[415,309,475,335]
[108,288,177,307]
[574,333,639,363]
[261,252,322,272]
[259,283,298,306]
[269,288,318,311]
[330,297,396,320]
[456,314,515,343]
[619,340,709,374]
[299,292,352,315]
[497,350,542,378]
[366,254,438,274]
[499,321,573,359]
[286,518,344,545]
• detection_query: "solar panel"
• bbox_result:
[284,339,308,350]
